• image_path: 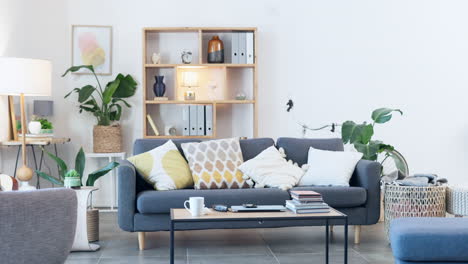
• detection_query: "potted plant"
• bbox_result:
[36,147,119,242]
[38,118,54,134]
[62,65,137,153]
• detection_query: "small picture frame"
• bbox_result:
[72,25,112,75]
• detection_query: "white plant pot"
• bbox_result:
[28,121,42,134]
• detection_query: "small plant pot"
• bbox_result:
[93,124,122,153]
[40,129,53,134]
[87,209,99,242]
[64,177,81,188]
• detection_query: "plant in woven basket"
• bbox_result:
[36,147,119,187]
[62,65,137,126]
[62,65,137,152]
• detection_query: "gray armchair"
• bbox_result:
[0,188,77,264]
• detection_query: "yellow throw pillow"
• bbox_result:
[128,140,193,190]
[181,138,251,189]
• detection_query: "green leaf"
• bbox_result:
[371,108,403,124]
[109,104,122,121]
[112,74,137,98]
[65,88,80,98]
[103,79,120,105]
[341,121,374,144]
[79,105,96,113]
[75,147,85,185]
[42,148,68,179]
[86,162,119,186]
[36,170,64,186]
[354,141,381,161]
[112,98,131,108]
[62,65,94,77]
[78,85,96,103]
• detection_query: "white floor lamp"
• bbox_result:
[0,57,52,190]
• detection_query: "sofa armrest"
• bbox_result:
[118,160,137,232]
[350,159,381,224]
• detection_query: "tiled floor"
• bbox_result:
[66,213,394,264]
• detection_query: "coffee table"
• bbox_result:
[170,208,348,264]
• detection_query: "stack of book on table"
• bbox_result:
[286,190,330,214]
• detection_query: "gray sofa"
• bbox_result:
[118,137,381,250]
[0,188,77,264]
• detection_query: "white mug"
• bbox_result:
[184,197,205,217]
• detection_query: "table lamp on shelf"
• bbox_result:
[182,72,198,100]
[0,57,52,190]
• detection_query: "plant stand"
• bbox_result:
[71,187,100,251]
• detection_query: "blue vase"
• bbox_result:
[153,76,166,97]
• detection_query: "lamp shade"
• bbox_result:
[33,100,54,116]
[182,72,199,87]
[0,57,52,96]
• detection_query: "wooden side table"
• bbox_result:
[84,152,126,212]
[447,186,468,217]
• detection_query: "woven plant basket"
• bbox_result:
[384,185,446,240]
[93,125,122,153]
[87,209,99,242]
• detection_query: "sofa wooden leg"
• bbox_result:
[138,232,146,250]
[354,225,361,244]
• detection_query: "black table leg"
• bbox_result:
[13,146,21,178]
[325,219,329,264]
[30,146,39,189]
[344,217,348,264]
[170,221,174,264]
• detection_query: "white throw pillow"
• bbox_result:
[300,147,363,186]
[239,146,305,190]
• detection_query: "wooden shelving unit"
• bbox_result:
[142,27,258,139]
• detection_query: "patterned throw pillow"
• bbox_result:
[181,138,250,189]
[127,140,193,190]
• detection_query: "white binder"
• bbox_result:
[238,32,246,64]
[246,32,254,64]
[197,105,205,136]
[189,105,197,136]
[182,105,190,136]
[231,32,239,64]
[205,105,213,136]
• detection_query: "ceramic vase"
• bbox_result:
[207,36,224,63]
[153,76,166,97]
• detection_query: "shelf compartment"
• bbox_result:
[144,31,199,64]
[145,67,175,100]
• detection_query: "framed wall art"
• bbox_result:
[72,25,112,75]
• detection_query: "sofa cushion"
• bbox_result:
[390,217,468,262]
[290,186,366,208]
[276,137,344,166]
[239,138,275,161]
[137,188,291,213]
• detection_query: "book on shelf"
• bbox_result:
[146,115,159,136]
[290,190,322,198]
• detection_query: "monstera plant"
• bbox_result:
[341,108,407,175]
[62,65,137,153]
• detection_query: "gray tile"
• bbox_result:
[187,239,272,256]
[99,256,186,264]
[276,252,368,264]
[64,258,99,264]
[189,255,278,264]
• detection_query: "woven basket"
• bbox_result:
[87,209,99,242]
[446,186,468,216]
[93,125,122,153]
[384,185,446,240]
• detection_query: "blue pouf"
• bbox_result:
[390,217,468,264]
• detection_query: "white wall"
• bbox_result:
[1,0,467,189]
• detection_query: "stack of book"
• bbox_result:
[286,190,330,214]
